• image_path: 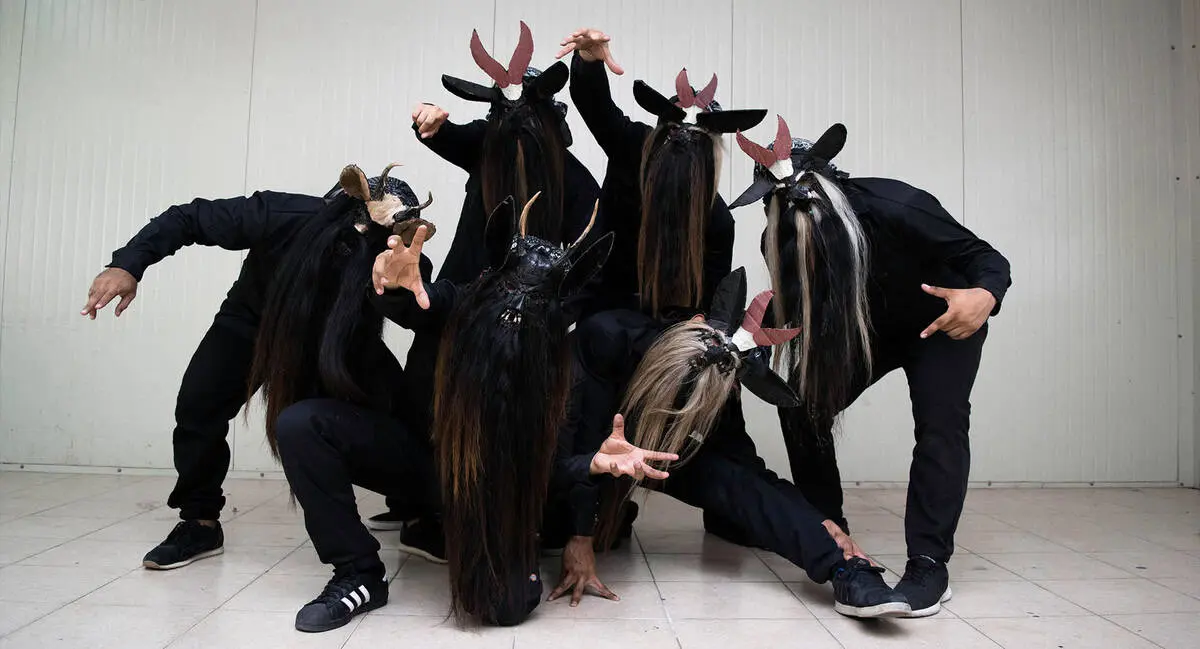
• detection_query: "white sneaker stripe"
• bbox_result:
[349,590,363,607]
[359,584,371,603]
[341,596,356,611]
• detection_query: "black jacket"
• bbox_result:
[107,191,326,336]
[844,177,1011,342]
[569,53,735,314]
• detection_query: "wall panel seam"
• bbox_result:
[0,0,30,391]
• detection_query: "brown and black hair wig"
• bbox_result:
[636,124,722,316]
[246,194,387,458]
[247,165,430,458]
[433,195,612,624]
[480,98,567,240]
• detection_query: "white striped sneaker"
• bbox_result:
[294,568,389,633]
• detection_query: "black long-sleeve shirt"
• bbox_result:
[106,191,326,336]
[107,191,408,414]
[844,178,1012,342]
[569,53,735,314]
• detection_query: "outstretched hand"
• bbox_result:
[372,224,429,308]
[919,284,995,340]
[81,267,138,319]
[589,414,678,481]
[548,536,619,607]
[556,28,625,75]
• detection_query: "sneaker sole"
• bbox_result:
[295,598,387,633]
[142,546,224,570]
[365,520,406,532]
[834,601,914,619]
[901,586,953,618]
[396,542,448,565]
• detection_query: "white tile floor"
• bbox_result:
[0,472,1197,648]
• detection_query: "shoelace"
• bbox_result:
[905,558,938,585]
[165,521,204,544]
[310,573,363,606]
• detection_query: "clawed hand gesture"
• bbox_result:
[371,225,430,308]
[556,28,624,75]
[589,414,679,481]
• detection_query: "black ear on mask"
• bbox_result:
[696,109,768,134]
[729,176,777,209]
[441,74,497,103]
[708,268,747,334]
[484,197,517,268]
[559,232,614,298]
[808,123,848,163]
[633,80,686,123]
[527,61,569,100]
[738,347,801,407]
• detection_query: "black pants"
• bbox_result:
[166,322,255,521]
[275,399,438,574]
[781,326,988,563]
[661,402,845,584]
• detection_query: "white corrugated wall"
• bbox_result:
[0,0,1194,485]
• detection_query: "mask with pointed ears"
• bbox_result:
[480,193,614,326]
[441,21,570,113]
[696,267,802,407]
[337,164,436,244]
[729,118,849,208]
[632,68,766,134]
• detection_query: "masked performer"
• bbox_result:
[373,194,669,626]
[364,22,604,540]
[79,171,432,572]
[560,269,912,618]
[730,118,1011,617]
[246,165,445,633]
[556,28,765,316]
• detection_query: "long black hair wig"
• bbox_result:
[247,167,427,457]
[433,195,612,624]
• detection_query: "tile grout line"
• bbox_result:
[158,535,305,648]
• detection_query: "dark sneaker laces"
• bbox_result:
[308,570,368,608]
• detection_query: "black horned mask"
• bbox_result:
[695,268,802,407]
[633,68,766,134]
[441,21,570,115]
[481,193,613,326]
[729,118,849,209]
[337,163,436,244]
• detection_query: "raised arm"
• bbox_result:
[412,103,487,172]
[557,30,648,162]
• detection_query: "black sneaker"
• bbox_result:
[895,555,952,617]
[142,520,224,570]
[832,557,912,618]
[365,511,407,532]
[295,568,389,633]
[397,517,447,564]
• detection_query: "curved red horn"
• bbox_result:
[470,29,509,87]
[508,21,534,86]
[774,116,792,161]
[694,74,718,109]
[743,290,801,346]
[736,131,777,168]
[675,68,696,108]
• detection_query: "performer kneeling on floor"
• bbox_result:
[561,269,913,618]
